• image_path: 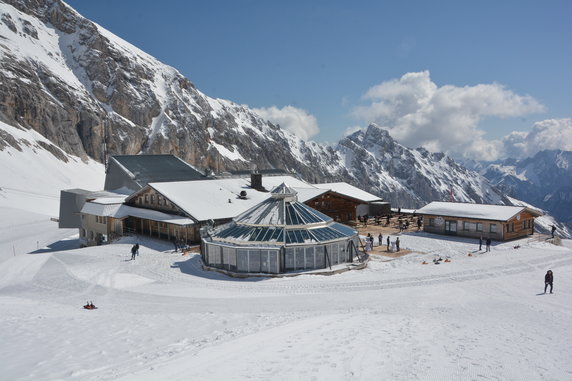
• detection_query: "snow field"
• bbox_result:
[0,221,571,380]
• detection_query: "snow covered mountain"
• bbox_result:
[1,0,565,236]
[482,150,572,228]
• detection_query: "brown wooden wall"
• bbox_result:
[502,211,536,240]
[422,212,536,241]
[304,192,359,222]
[127,187,187,216]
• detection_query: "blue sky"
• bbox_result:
[65,0,572,159]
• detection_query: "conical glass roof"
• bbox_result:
[210,183,357,246]
[235,183,331,226]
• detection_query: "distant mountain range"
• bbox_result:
[477,150,572,227]
[0,0,569,236]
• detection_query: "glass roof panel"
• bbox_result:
[330,223,357,237]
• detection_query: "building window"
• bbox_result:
[445,220,457,232]
[506,223,514,233]
[429,218,435,226]
[158,197,163,206]
[138,197,142,205]
[476,223,483,232]
[151,195,155,204]
[490,224,497,233]
[144,195,149,203]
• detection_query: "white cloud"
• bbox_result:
[352,71,545,160]
[502,118,572,158]
[253,105,319,141]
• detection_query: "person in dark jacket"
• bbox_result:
[544,270,553,294]
[131,245,137,260]
[386,235,390,251]
[485,238,491,252]
[378,233,383,246]
[396,237,400,251]
[551,225,556,238]
[479,236,483,251]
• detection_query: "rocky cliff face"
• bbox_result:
[0,0,341,182]
[334,125,507,208]
[0,0,550,222]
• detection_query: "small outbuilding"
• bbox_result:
[202,183,361,274]
[416,201,543,241]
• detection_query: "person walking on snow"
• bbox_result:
[378,233,383,246]
[544,270,554,294]
[485,238,491,252]
[131,245,137,260]
[134,243,140,256]
[551,225,556,238]
[396,237,400,251]
[386,235,390,251]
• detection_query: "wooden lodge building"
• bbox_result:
[416,201,543,241]
[68,155,389,247]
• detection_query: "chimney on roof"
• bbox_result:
[251,172,263,191]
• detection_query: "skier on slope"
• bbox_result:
[544,270,553,294]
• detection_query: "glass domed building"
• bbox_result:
[201,183,361,274]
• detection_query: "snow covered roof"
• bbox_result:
[81,201,122,217]
[313,182,382,203]
[81,201,194,225]
[128,176,316,222]
[115,205,194,226]
[125,175,382,222]
[416,202,542,221]
[294,187,329,202]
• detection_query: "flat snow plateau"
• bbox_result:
[0,212,571,381]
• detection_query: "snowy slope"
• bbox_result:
[0,119,104,262]
[0,120,104,216]
[0,226,571,380]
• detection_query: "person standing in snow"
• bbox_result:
[131,245,137,260]
[364,237,371,252]
[386,235,390,251]
[396,237,400,251]
[135,243,140,257]
[378,233,383,246]
[544,270,553,293]
[479,236,483,251]
[551,225,556,238]
[485,238,491,252]
[417,217,422,231]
